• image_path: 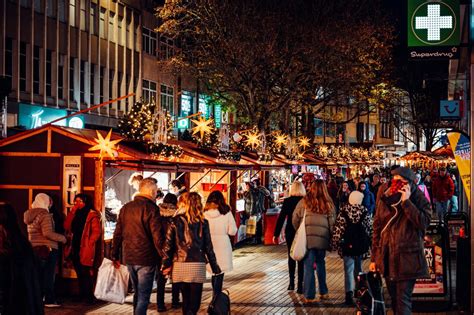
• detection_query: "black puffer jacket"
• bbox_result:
[112,195,162,266]
[161,214,221,274]
[372,183,432,281]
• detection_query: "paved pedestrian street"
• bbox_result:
[45,245,457,315]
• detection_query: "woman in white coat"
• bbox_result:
[204,191,238,273]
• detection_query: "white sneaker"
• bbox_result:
[44,302,61,308]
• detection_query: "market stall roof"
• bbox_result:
[399,150,452,161]
[0,126,214,171]
[432,144,454,158]
[0,126,295,171]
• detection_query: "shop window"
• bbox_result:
[19,42,27,92]
[58,55,64,99]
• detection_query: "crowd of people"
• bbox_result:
[0,164,460,315]
[271,165,449,314]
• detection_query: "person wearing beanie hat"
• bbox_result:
[24,193,67,307]
[331,190,372,305]
[371,166,432,314]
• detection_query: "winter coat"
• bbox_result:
[159,202,178,233]
[204,209,237,272]
[358,182,375,215]
[112,195,162,266]
[292,199,335,250]
[64,207,102,267]
[432,175,454,202]
[372,184,432,281]
[330,203,372,258]
[161,214,221,274]
[24,208,66,250]
[274,196,303,241]
[244,186,271,219]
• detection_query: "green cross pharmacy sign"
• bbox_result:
[408,0,460,47]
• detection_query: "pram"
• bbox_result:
[355,272,386,315]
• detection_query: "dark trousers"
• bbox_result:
[285,233,303,289]
[180,282,203,315]
[72,255,96,302]
[36,248,59,303]
[156,272,181,306]
[386,279,416,315]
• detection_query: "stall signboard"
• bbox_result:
[18,103,84,129]
[62,156,82,278]
[447,131,470,204]
[413,226,447,295]
[446,219,465,249]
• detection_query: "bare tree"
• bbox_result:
[157,0,395,136]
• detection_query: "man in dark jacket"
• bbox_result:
[112,178,162,315]
[432,167,454,221]
[370,167,432,315]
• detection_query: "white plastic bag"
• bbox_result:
[94,258,129,304]
[290,209,307,261]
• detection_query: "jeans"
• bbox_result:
[449,196,458,212]
[343,255,362,293]
[386,279,416,315]
[303,249,328,299]
[285,233,304,289]
[37,249,59,303]
[180,282,203,315]
[127,265,156,315]
[435,201,449,221]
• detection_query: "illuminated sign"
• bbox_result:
[177,118,189,129]
[198,95,209,118]
[181,91,192,114]
[214,104,222,128]
[408,0,459,47]
[19,103,84,129]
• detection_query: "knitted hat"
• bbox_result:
[31,193,51,210]
[391,166,416,182]
[349,191,364,205]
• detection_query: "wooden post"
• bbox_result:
[94,159,105,212]
[229,170,237,214]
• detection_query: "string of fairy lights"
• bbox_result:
[116,100,384,163]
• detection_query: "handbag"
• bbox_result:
[290,209,307,261]
[208,273,230,315]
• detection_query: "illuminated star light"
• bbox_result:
[89,129,122,160]
[298,136,311,150]
[274,131,288,148]
[191,116,214,139]
[244,130,262,150]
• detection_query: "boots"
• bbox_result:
[296,281,303,294]
[287,278,295,290]
[345,291,355,306]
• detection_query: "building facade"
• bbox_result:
[0,0,207,133]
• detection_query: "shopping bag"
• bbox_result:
[290,209,307,261]
[237,224,246,242]
[355,271,386,315]
[94,258,129,304]
[246,216,257,235]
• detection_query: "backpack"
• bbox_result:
[341,211,370,256]
[208,290,231,315]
